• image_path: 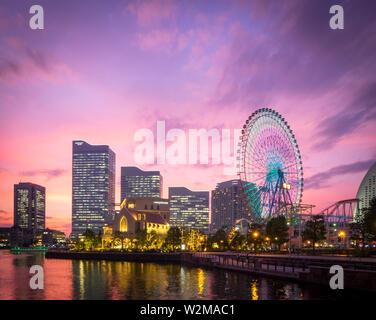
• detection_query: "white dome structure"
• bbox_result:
[356,162,376,214]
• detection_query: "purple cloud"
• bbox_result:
[305,159,375,190]
[19,169,67,180]
[211,0,376,150]
[0,39,67,83]
[313,83,376,150]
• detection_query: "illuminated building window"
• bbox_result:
[120,216,128,232]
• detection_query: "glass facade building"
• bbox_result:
[14,182,45,235]
[120,167,162,202]
[169,187,209,233]
[72,140,115,237]
[211,180,251,232]
[356,162,376,215]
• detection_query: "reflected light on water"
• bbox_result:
[1,251,375,300]
[197,269,205,295]
[250,280,259,300]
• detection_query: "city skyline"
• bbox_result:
[1,1,376,236]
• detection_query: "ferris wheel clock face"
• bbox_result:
[238,108,304,222]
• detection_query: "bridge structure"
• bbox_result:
[318,198,359,226]
[231,198,360,247]
[317,198,360,247]
[250,199,359,247]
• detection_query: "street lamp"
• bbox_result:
[252,231,259,253]
[199,236,204,251]
[338,230,346,249]
[338,230,346,237]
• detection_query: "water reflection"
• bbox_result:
[251,280,258,300]
[0,250,374,300]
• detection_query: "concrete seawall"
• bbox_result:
[46,251,181,263]
[46,251,376,291]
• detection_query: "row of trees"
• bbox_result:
[208,215,291,252]
[208,196,376,253]
[75,197,376,253]
[75,227,205,252]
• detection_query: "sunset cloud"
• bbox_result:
[125,0,177,27]
[19,169,67,180]
[305,160,375,190]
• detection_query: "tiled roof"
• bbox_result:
[128,209,168,225]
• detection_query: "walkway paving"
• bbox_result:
[199,252,376,263]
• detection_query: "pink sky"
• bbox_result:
[1,0,375,236]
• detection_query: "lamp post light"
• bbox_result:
[252,231,259,252]
[338,230,346,249]
[264,237,270,252]
[200,236,204,252]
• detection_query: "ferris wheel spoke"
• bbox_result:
[241,174,269,184]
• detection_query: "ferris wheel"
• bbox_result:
[237,108,304,222]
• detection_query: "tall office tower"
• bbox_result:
[168,187,209,233]
[120,166,162,202]
[14,182,46,235]
[211,179,250,232]
[72,140,115,237]
[356,162,376,216]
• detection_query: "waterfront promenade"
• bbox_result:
[46,251,376,291]
[187,252,376,289]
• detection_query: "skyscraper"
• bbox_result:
[211,179,250,232]
[14,182,46,235]
[120,166,162,202]
[72,140,115,237]
[168,187,209,233]
[356,162,376,214]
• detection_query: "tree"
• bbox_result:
[350,221,366,248]
[112,231,127,250]
[363,197,376,240]
[146,230,161,250]
[135,229,148,250]
[164,226,182,251]
[348,197,376,250]
[183,228,202,252]
[228,227,244,251]
[302,215,326,254]
[210,228,228,251]
[246,223,264,252]
[265,216,289,251]
[83,229,98,251]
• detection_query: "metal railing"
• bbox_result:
[191,252,376,273]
